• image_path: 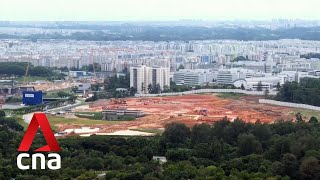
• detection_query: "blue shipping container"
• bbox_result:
[22,91,43,106]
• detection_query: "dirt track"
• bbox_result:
[59,94,294,133]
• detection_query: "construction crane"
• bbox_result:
[92,50,97,79]
[93,61,96,78]
[23,52,33,84]
[23,62,30,84]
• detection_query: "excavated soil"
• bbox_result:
[59,94,293,133]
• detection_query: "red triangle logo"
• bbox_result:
[18,113,61,152]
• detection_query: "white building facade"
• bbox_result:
[173,69,216,86]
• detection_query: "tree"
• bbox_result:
[104,74,130,93]
[309,116,318,123]
[92,92,98,101]
[0,110,5,117]
[87,63,101,72]
[299,157,320,180]
[241,83,245,90]
[84,157,104,170]
[276,82,281,91]
[147,84,153,94]
[251,123,272,141]
[237,133,263,156]
[166,161,198,178]
[276,78,320,106]
[162,85,171,93]
[295,112,303,122]
[129,87,137,96]
[166,148,194,161]
[190,123,211,145]
[141,82,145,93]
[30,66,54,76]
[57,91,71,98]
[59,66,69,72]
[271,161,285,176]
[281,153,299,178]
[232,56,248,62]
[178,64,185,70]
[122,67,128,74]
[163,161,197,179]
[197,166,226,179]
[257,81,263,91]
[264,89,269,98]
[76,172,97,180]
[163,122,191,144]
[154,83,161,94]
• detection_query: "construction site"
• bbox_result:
[62,94,296,135]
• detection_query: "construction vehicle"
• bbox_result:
[138,98,148,102]
[194,107,208,116]
[112,98,127,105]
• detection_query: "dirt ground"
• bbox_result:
[59,94,296,133]
[32,82,74,91]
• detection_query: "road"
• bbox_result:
[22,100,84,124]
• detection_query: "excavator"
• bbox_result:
[194,107,208,116]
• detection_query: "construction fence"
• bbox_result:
[135,89,277,97]
[259,99,320,111]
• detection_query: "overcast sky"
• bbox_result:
[0,0,319,21]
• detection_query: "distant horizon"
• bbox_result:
[0,0,320,21]
[0,19,319,22]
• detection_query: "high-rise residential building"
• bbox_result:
[130,65,170,94]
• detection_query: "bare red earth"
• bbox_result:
[60,94,293,133]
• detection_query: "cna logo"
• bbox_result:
[17,113,61,170]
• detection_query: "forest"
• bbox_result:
[300,53,320,59]
[276,78,320,106]
[3,26,320,41]
[0,113,319,179]
[0,62,55,77]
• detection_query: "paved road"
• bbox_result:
[22,100,84,124]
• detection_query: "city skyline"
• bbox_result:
[0,0,319,21]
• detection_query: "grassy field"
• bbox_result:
[216,93,247,100]
[15,117,29,130]
[45,88,73,98]
[14,115,120,131]
[46,115,120,131]
[129,128,164,135]
[15,76,48,83]
[287,108,320,121]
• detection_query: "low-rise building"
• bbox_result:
[216,68,255,85]
[69,71,87,77]
[173,69,216,86]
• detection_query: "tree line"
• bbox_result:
[276,78,320,106]
[0,112,319,179]
[0,62,54,77]
[0,62,66,81]
[300,53,320,59]
[3,26,320,41]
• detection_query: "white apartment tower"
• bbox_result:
[130,65,170,94]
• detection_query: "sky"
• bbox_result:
[0,0,319,21]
